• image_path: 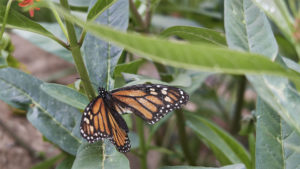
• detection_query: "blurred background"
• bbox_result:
[0,0,299,168]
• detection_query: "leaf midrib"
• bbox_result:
[0,77,82,144]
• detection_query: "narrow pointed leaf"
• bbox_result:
[186,113,249,166]
[113,58,145,77]
[49,3,300,80]
[160,26,226,46]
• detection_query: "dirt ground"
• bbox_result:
[0,33,74,169]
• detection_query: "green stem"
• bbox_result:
[231,76,246,134]
[248,133,256,169]
[129,0,146,30]
[0,0,13,44]
[288,0,297,17]
[50,4,69,42]
[78,31,87,47]
[136,118,148,169]
[59,0,96,100]
[175,109,196,165]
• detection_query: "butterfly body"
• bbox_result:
[80,84,189,152]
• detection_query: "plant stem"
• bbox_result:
[231,76,246,134]
[175,109,196,165]
[59,0,96,100]
[144,0,152,32]
[288,0,297,17]
[78,31,87,47]
[136,117,148,169]
[50,4,69,42]
[129,0,146,30]
[248,133,256,169]
[0,0,13,45]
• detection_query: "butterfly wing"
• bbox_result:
[111,84,189,124]
[80,97,131,152]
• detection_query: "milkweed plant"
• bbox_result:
[0,0,300,169]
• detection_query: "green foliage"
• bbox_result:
[160,26,226,46]
[30,153,65,169]
[160,164,246,169]
[71,142,130,169]
[0,68,82,155]
[55,155,75,169]
[0,0,300,168]
[83,0,129,90]
[41,83,89,109]
[186,114,250,168]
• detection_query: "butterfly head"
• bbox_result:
[98,87,108,97]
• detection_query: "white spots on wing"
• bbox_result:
[164,96,171,102]
[156,85,161,88]
[167,104,170,108]
[161,90,167,95]
[150,88,155,91]
[150,91,158,95]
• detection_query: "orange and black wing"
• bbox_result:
[111,84,189,124]
[80,97,131,152]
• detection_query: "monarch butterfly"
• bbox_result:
[80,84,189,152]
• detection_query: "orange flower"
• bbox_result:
[18,0,40,17]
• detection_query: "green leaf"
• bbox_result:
[255,98,300,169]
[87,0,117,20]
[52,0,91,7]
[160,164,246,169]
[224,0,278,59]
[51,4,300,80]
[30,153,65,169]
[255,98,284,169]
[160,26,226,46]
[55,155,75,169]
[0,68,82,155]
[225,0,300,135]
[224,1,300,169]
[282,57,300,74]
[186,113,249,167]
[83,0,129,90]
[0,6,58,43]
[113,58,145,77]
[41,83,89,110]
[12,23,73,62]
[252,0,294,41]
[71,141,130,169]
